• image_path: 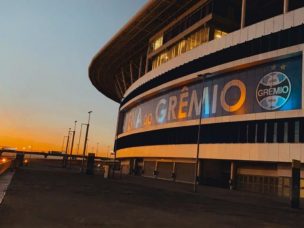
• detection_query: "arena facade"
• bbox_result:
[89,0,304,197]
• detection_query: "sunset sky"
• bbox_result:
[0,0,146,156]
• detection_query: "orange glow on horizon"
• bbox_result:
[0,134,59,152]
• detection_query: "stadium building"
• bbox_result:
[89,0,304,196]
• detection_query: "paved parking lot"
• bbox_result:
[0,161,303,227]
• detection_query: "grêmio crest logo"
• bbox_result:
[256,72,291,110]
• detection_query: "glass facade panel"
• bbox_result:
[214,29,227,39]
[151,36,163,51]
[284,121,288,143]
[264,123,267,143]
[273,122,278,143]
[162,0,213,43]
[295,120,300,143]
[151,27,209,70]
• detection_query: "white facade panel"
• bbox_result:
[117,143,304,163]
[255,21,265,38]
[293,7,304,26]
[264,17,274,36]
[284,10,294,29]
[231,30,240,46]
[273,15,284,33]
[247,24,256,41]
[240,27,248,43]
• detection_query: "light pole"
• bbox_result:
[76,123,87,156]
[64,128,71,168]
[194,73,211,193]
[69,120,77,167]
[65,128,71,155]
[61,136,67,152]
[81,111,92,172]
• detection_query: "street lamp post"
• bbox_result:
[76,123,87,156]
[81,111,92,173]
[194,73,211,193]
[65,128,71,155]
[69,120,77,167]
[64,128,71,168]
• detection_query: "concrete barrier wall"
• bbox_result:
[0,161,11,175]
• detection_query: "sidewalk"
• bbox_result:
[0,164,303,227]
[0,171,14,204]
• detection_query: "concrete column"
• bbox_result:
[283,0,289,14]
[154,161,158,178]
[116,77,124,97]
[172,162,176,181]
[121,69,127,91]
[129,62,133,84]
[145,46,150,73]
[114,84,122,98]
[241,0,246,28]
[133,159,136,175]
[138,56,143,79]
[229,161,237,190]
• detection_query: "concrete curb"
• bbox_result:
[0,171,15,205]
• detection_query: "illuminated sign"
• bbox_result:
[256,71,291,110]
[121,55,302,133]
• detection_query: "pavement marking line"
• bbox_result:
[0,171,15,204]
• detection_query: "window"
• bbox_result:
[255,123,258,143]
[288,120,295,142]
[274,122,278,142]
[151,27,209,70]
[264,122,267,143]
[295,120,300,143]
[117,118,304,149]
[257,122,264,143]
[277,122,284,143]
[214,29,227,39]
[248,122,256,143]
[177,40,187,55]
[283,121,288,143]
[163,1,212,43]
[299,119,304,142]
[239,122,247,143]
[151,36,163,51]
[289,0,304,11]
[246,0,284,26]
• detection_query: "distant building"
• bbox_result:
[89,0,304,197]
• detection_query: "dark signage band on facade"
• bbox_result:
[121,55,302,134]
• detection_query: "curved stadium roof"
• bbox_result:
[89,0,199,103]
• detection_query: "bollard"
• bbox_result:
[104,165,109,178]
[62,154,68,168]
[15,153,24,168]
[86,153,95,175]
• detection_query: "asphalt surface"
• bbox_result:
[0,160,303,227]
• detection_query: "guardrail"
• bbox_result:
[0,159,12,176]
[0,150,110,161]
